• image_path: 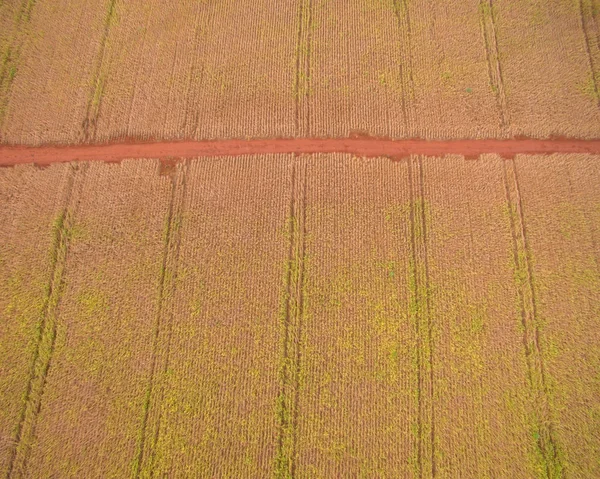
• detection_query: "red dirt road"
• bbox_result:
[2,137,600,166]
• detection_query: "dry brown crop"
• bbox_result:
[1,0,600,477]
[0,163,72,477]
[2,2,600,143]
[1,154,598,477]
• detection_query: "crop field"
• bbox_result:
[2,1,600,144]
[1,0,600,478]
[0,154,598,477]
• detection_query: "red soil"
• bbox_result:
[2,136,600,166]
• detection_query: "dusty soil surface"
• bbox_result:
[2,137,600,166]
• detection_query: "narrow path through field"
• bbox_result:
[2,137,600,166]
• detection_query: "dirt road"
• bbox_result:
[2,137,600,166]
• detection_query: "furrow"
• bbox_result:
[503,159,563,478]
[6,163,86,479]
[479,0,510,128]
[133,163,187,479]
[81,0,118,142]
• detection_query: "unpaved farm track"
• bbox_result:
[2,137,600,166]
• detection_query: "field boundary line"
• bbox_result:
[479,0,510,129]
[502,159,563,478]
[578,0,600,107]
[81,0,118,142]
[6,163,87,479]
[133,162,188,478]
[275,157,307,478]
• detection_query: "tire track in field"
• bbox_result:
[133,162,188,478]
[407,157,434,478]
[578,0,600,107]
[182,4,217,139]
[392,0,417,136]
[146,161,189,477]
[407,159,423,478]
[275,158,307,478]
[417,157,436,478]
[502,159,563,478]
[479,0,510,129]
[125,4,153,138]
[81,0,118,142]
[6,163,87,479]
[0,0,38,130]
[294,0,313,136]
[181,7,206,139]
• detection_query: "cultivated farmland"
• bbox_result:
[1,154,599,477]
[1,0,600,478]
[2,1,600,144]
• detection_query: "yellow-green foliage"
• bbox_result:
[275,206,310,478]
[577,73,600,102]
[0,0,38,123]
[292,0,314,100]
[8,207,76,473]
[15,0,37,23]
[582,0,600,17]
[503,198,566,478]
